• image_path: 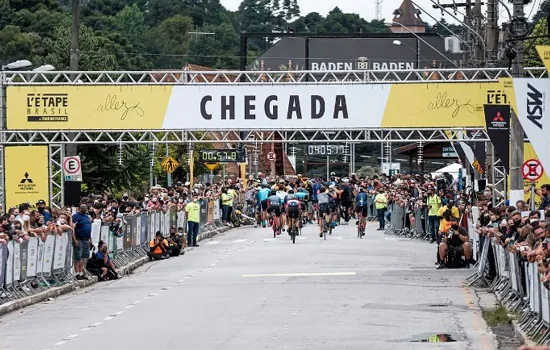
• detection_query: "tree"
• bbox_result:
[188,22,239,68]
[80,145,151,195]
[524,18,549,69]
[145,15,194,68]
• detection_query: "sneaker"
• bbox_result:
[75,274,85,280]
[193,244,200,247]
[436,263,446,270]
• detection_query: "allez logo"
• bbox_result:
[199,95,349,121]
[527,83,544,129]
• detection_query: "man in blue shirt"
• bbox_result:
[72,203,92,280]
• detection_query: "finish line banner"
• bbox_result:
[5,146,50,209]
[6,82,509,130]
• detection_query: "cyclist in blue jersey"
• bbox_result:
[355,187,368,236]
[256,184,271,228]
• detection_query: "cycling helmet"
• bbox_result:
[359,187,365,192]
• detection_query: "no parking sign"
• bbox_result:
[63,156,83,182]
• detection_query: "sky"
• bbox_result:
[219,0,541,25]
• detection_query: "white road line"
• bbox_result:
[334,236,343,240]
[298,236,307,240]
[263,238,276,242]
[54,341,66,346]
[104,317,113,321]
[81,328,91,331]
[205,241,220,245]
[112,311,124,316]
[242,272,356,278]
[125,305,134,309]
[148,293,158,296]
[209,263,216,267]
[232,239,247,243]
[90,322,101,327]
[64,334,78,340]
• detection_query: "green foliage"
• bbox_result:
[79,144,151,195]
[525,18,549,69]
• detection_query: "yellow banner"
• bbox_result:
[536,46,550,72]
[382,81,513,128]
[5,146,50,209]
[6,86,173,130]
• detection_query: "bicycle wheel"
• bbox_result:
[357,214,362,238]
[323,217,327,240]
[291,227,296,244]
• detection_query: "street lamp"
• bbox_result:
[33,64,55,71]
[1,60,32,70]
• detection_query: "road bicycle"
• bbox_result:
[288,217,298,244]
[269,212,280,238]
[357,210,365,239]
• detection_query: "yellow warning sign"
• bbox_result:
[204,162,218,171]
[161,156,180,174]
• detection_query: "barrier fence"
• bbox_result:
[383,202,430,240]
[383,202,550,345]
[0,199,225,305]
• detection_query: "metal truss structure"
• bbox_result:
[3,67,548,85]
[3,66,546,206]
[0,128,492,145]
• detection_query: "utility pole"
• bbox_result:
[509,0,526,203]
[64,0,80,207]
[485,0,498,183]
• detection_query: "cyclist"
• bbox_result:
[328,185,339,229]
[285,191,302,235]
[256,184,271,228]
[317,187,331,237]
[295,187,309,226]
[355,187,368,236]
[328,172,338,186]
[267,190,282,235]
[275,181,289,229]
[339,178,354,224]
[311,179,322,222]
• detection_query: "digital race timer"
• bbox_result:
[199,149,246,163]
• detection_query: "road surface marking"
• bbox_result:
[233,239,247,243]
[81,328,90,331]
[64,334,78,340]
[90,322,101,327]
[205,241,220,245]
[54,341,66,346]
[298,237,307,240]
[263,238,276,242]
[104,317,113,321]
[125,305,134,309]
[242,272,356,278]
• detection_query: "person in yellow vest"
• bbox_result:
[227,186,237,226]
[185,195,201,247]
[426,189,441,243]
[221,188,232,226]
[374,189,388,231]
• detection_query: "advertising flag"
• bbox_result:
[483,104,511,173]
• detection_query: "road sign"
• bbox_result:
[522,159,544,181]
[161,156,180,174]
[267,151,276,162]
[63,156,82,181]
[204,162,218,171]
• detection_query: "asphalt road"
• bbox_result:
[0,221,497,350]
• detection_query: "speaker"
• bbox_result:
[63,181,82,207]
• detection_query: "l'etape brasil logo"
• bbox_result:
[17,172,38,195]
[26,93,69,123]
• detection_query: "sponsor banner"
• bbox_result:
[514,79,550,176]
[382,82,505,128]
[7,86,173,130]
[483,104,510,173]
[8,82,515,130]
[447,130,485,175]
[5,146,50,209]
[536,46,550,72]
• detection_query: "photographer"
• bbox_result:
[437,216,473,269]
[87,241,121,281]
[148,231,170,261]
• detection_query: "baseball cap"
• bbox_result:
[36,200,46,205]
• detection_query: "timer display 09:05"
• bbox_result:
[199,149,246,163]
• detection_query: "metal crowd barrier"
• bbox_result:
[0,200,224,305]
[384,203,430,240]
[468,237,550,345]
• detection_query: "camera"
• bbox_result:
[447,228,455,240]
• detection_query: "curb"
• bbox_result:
[512,320,536,347]
[0,226,233,317]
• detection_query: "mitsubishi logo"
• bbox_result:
[20,172,33,184]
[493,111,504,122]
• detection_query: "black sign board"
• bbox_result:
[200,149,246,163]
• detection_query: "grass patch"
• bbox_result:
[483,305,511,326]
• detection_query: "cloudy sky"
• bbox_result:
[219,0,540,24]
